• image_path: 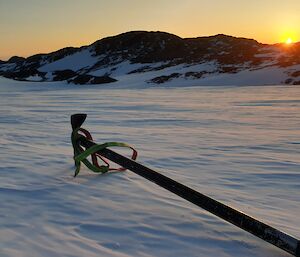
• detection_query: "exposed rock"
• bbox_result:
[92,31,187,63]
[291,71,300,77]
[7,56,25,64]
[219,66,239,73]
[90,32,262,66]
[128,66,152,74]
[68,75,117,85]
[48,47,79,62]
[26,54,44,63]
[149,73,181,84]
[293,80,300,85]
[53,70,77,81]
[185,71,207,79]
[3,68,46,81]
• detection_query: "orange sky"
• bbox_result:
[1,0,300,60]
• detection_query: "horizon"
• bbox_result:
[1,30,299,61]
[0,30,300,61]
[1,0,300,60]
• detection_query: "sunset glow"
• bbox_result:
[279,27,298,45]
[286,38,293,44]
[1,0,300,60]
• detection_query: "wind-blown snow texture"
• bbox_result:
[0,77,299,257]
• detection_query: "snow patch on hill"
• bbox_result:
[39,48,98,72]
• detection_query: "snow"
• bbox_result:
[88,61,169,77]
[4,45,298,87]
[0,63,16,72]
[44,72,55,81]
[87,59,299,87]
[0,76,300,257]
[189,66,290,86]
[255,46,286,60]
[38,48,99,72]
[25,75,43,81]
[88,61,219,87]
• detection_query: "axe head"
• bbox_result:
[71,113,87,130]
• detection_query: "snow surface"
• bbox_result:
[87,60,298,87]
[38,49,99,72]
[22,47,299,86]
[0,77,300,257]
[192,65,296,86]
[0,63,16,72]
[25,75,44,81]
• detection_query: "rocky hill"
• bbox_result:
[1,31,300,86]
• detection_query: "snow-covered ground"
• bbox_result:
[38,49,99,73]
[0,77,299,257]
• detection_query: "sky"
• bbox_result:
[1,0,300,60]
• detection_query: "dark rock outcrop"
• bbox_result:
[53,70,77,81]
[92,31,187,64]
[91,31,262,66]
[293,80,300,85]
[3,68,45,81]
[7,56,26,64]
[149,73,181,84]
[48,47,79,62]
[291,71,300,77]
[68,75,117,85]
[185,71,208,79]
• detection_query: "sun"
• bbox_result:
[286,38,293,44]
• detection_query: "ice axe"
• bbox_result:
[71,113,300,257]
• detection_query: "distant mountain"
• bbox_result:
[1,31,300,86]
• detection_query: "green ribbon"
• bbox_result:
[71,128,134,177]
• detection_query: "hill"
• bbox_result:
[1,31,300,86]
